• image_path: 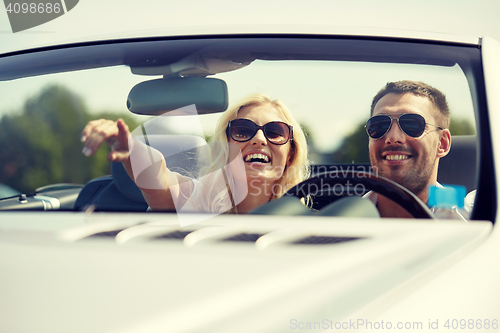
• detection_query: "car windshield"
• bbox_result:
[0,37,486,221]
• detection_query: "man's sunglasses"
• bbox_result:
[365,113,443,139]
[226,119,293,145]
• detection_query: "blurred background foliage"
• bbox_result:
[0,85,140,193]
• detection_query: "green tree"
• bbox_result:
[449,118,475,135]
[0,85,140,193]
[330,122,370,163]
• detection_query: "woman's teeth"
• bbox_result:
[245,153,270,163]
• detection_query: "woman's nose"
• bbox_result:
[250,129,267,145]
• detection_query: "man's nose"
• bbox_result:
[384,119,406,144]
[250,129,267,145]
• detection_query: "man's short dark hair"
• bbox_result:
[370,80,450,128]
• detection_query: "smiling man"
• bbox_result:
[365,80,452,218]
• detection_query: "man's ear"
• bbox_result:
[437,129,451,158]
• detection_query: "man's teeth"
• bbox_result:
[386,155,409,161]
[245,153,269,162]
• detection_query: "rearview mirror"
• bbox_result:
[127,77,228,115]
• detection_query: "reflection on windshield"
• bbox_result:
[0,60,475,198]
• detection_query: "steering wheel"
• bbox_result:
[285,171,434,219]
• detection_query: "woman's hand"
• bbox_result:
[81,118,192,211]
[81,119,130,162]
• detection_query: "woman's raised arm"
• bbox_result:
[81,119,193,211]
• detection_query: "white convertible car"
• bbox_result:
[0,27,499,332]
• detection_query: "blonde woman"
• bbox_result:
[81,93,310,214]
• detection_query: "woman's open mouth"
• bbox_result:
[244,153,271,164]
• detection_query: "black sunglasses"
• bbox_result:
[226,119,293,145]
[365,113,443,139]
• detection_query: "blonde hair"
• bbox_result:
[197,93,310,213]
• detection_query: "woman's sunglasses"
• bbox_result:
[226,119,293,145]
[365,113,443,139]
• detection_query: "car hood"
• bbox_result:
[0,212,491,333]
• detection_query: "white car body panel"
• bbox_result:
[0,212,494,332]
[0,26,479,56]
[0,30,498,333]
[53,25,479,48]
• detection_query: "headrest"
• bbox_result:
[437,135,477,192]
